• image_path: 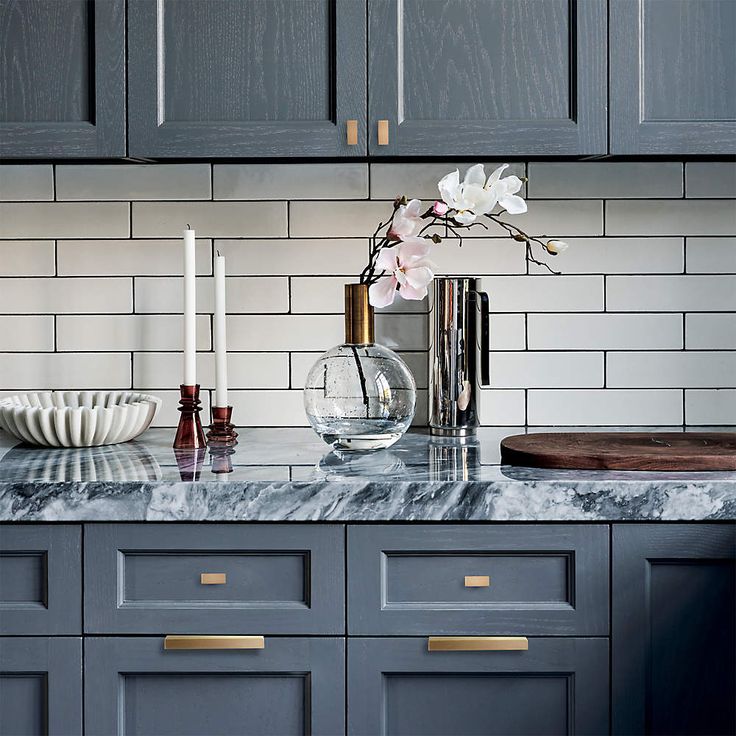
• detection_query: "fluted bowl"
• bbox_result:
[0,391,162,447]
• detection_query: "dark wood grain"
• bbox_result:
[501,432,736,471]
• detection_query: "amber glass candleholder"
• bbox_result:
[207,406,238,446]
[173,384,207,449]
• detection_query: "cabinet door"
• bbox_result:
[349,637,608,735]
[85,636,344,736]
[611,0,736,154]
[0,0,125,157]
[613,524,736,735]
[368,0,606,156]
[128,0,366,157]
[0,637,82,736]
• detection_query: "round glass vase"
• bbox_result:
[303,284,416,451]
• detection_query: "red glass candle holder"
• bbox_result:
[174,448,207,481]
[173,384,207,450]
[207,406,238,446]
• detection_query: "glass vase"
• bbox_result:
[303,284,416,451]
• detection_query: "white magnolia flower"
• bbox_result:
[368,237,436,308]
[389,198,423,239]
[546,239,569,255]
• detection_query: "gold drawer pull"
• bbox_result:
[346,119,358,145]
[164,636,264,651]
[464,575,490,587]
[428,637,528,652]
[200,573,227,585]
[377,119,389,145]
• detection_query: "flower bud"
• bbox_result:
[432,200,449,216]
[546,239,569,255]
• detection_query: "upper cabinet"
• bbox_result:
[610,0,736,154]
[0,0,125,158]
[127,0,366,157]
[368,0,607,156]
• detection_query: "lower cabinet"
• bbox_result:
[85,637,345,736]
[348,637,609,736]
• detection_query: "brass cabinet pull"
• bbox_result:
[428,636,528,652]
[164,636,265,650]
[346,119,358,145]
[464,575,490,587]
[200,573,227,585]
[377,119,389,145]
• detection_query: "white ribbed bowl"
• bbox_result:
[0,391,162,447]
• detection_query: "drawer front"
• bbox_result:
[85,636,344,736]
[348,524,609,635]
[348,637,608,736]
[85,524,344,634]
[0,524,81,634]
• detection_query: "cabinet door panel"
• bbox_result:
[369,0,606,155]
[348,637,608,735]
[613,524,736,735]
[611,0,736,153]
[0,0,125,157]
[129,0,366,157]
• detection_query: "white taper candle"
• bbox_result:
[214,252,228,407]
[183,227,197,385]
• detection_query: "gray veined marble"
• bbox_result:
[0,428,734,522]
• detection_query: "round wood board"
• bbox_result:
[500,432,736,471]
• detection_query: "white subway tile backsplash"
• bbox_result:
[432,239,527,275]
[607,352,736,388]
[686,314,736,349]
[230,390,305,427]
[0,278,131,314]
[479,389,526,425]
[0,353,130,390]
[489,314,526,350]
[0,203,129,238]
[228,315,343,352]
[132,202,288,238]
[0,316,54,351]
[607,275,736,311]
[686,238,736,273]
[56,164,211,200]
[0,241,55,276]
[528,162,683,199]
[0,165,53,201]
[489,352,603,388]
[685,390,736,425]
[483,200,604,238]
[685,163,736,198]
[607,200,736,236]
[214,163,368,200]
[482,276,604,312]
[290,201,400,238]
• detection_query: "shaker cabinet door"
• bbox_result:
[0,0,125,157]
[128,0,367,157]
[610,0,736,154]
[368,0,607,156]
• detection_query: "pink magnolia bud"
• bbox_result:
[433,200,449,216]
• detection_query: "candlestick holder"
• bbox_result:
[173,384,207,450]
[207,406,238,446]
[174,447,207,481]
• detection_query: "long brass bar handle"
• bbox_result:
[428,636,528,652]
[346,119,358,146]
[377,119,389,145]
[164,636,265,650]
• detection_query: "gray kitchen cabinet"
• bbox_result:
[0,0,125,158]
[610,0,736,154]
[613,524,736,735]
[368,0,607,156]
[127,0,367,157]
[348,637,609,735]
[85,636,345,736]
[0,637,82,736]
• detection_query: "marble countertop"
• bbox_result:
[0,428,734,522]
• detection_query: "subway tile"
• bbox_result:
[529,237,684,275]
[0,353,130,390]
[479,389,526,425]
[132,202,287,238]
[489,352,603,388]
[228,315,343,352]
[230,390,306,427]
[432,238,527,275]
[686,314,736,349]
[685,390,736,425]
[528,313,683,350]
[480,276,603,312]
[606,200,736,236]
[58,239,212,276]
[0,202,129,238]
[370,162,526,200]
[375,314,428,351]
[686,237,736,273]
[134,276,289,314]
[528,162,682,198]
[686,163,736,198]
[488,314,526,350]
[607,352,736,388]
[57,315,211,352]
[142,389,211,428]
[0,278,131,314]
[215,239,368,276]
[134,352,289,389]
[0,316,54,351]
[0,165,54,201]
[56,164,211,200]
[528,389,683,425]
[607,275,736,311]
[0,241,55,276]
[214,163,368,200]
[481,200,603,238]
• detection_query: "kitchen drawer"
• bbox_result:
[85,524,344,634]
[85,636,344,736]
[0,524,81,634]
[348,524,609,635]
[348,637,608,735]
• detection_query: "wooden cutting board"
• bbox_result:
[500,432,736,471]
